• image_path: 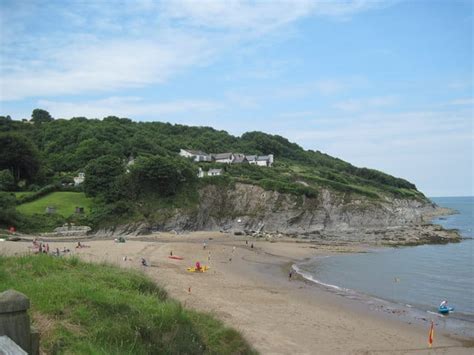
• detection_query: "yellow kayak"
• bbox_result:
[187,266,210,272]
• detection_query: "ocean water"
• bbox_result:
[296,196,474,319]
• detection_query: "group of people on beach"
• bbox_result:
[32,239,72,256]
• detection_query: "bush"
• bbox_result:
[16,184,59,204]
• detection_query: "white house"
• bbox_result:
[212,153,234,164]
[208,168,223,176]
[179,149,212,162]
[246,155,257,164]
[197,167,222,178]
[232,154,248,164]
[197,167,205,178]
[256,154,274,167]
[125,156,135,173]
[74,172,85,186]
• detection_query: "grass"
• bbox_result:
[14,191,35,198]
[0,255,256,354]
[16,192,93,217]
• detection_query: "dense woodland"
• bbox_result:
[0,110,425,231]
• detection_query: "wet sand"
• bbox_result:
[1,232,472,354]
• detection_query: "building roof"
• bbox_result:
[208,169,222,174]
[257,155,271,161]
[213,153,233,160]
[183,149,209,156]
[246,155,257,161]
[233,154,247,163]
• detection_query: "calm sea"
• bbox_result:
[295,196,474,319]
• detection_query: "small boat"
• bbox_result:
[438,306,454,314]
[168,256,184,260]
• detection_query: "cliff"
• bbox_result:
[108,183,459,246]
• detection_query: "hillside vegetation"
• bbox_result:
[0,111,426,232]
[0,255,255,354]
[16,191,92,217]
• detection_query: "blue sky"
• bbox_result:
[0,0,472,196]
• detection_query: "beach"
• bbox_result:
[1,232,472,354]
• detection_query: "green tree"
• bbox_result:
[130,155,197,196]
[0,169,15,191]
[0,133,41,182]
[0,192,21,228]
[31,109,54,123]
[83,155,124,199]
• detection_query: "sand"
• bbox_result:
[1,232,472,354]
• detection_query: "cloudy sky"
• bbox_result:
[0,0,472,196]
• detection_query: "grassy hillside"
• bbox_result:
[0,255,255,354]
[17,192,93,217]
[1,115,428,232]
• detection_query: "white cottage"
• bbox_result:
[256,154,274,167]
[179,149,212,162]
[212,153,234,164]
[208,168,223,176]
[74,172,85,186]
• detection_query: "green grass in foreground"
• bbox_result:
[16,192,93,217]
[0,255,255,354]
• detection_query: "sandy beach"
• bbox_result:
[1,232,472,354]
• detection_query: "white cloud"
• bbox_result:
[1,35,213,101]
[37,97,223,119]
[448,97,474,106]
[0,0,392,102]
[333,95,398,112]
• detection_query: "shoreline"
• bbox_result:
[1,232,473,354]
[290,244,474,339]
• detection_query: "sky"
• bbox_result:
[0,0,472,197]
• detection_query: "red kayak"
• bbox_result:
[168,256,183,260]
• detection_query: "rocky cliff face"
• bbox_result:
[95,183,460,245]
[160,183,434,232]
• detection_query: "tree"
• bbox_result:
[129,155,197,196]
[0,133,40,182]
[0,170,15,191]
[31,109,53,124]
[83,155,124,199]
[0,192,21,228]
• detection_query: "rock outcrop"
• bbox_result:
[96,183,461,245]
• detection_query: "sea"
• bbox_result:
[294,196,474,334]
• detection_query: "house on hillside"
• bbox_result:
[256,154,274,167]
[126,156,135,173]
[208,168,222,176]
[212,153,234,164]
[197,167,205,178]
[232,154,248,164]
[179,149,212,162]
[246,155,257,164]
[197,167,222,178]
[74,172,85,186]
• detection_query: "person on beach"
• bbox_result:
[170,250,173,256]
[289,270,293,281]
[141,257,148,267]
[208,251,211,262]
[250,243,254,249]
[232,246,236,253]
[440,300,448,308]
[203,242,207,250]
